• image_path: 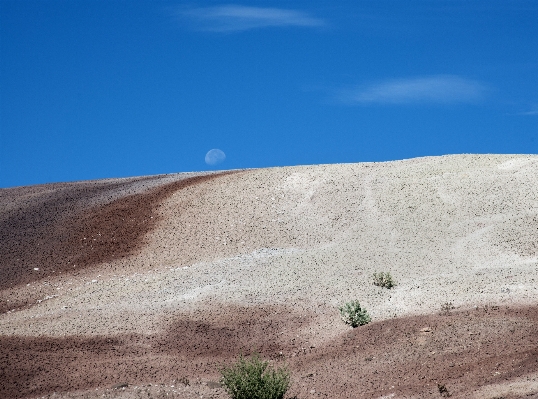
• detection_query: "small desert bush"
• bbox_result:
[177,376,190,386]
[339,300,371,327]
[440,302,455,315]
[437,383,451,397]
[373,272,395,289]
[220,353,290,399]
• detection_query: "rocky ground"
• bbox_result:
[1,154,537,398]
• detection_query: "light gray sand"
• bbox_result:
[2,154,537,341]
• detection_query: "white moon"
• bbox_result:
[205,149,226,166]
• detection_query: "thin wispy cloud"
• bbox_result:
[517,104,538,115]
[176,5,325,32]
[339,75,488,105]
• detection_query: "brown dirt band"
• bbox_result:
[0,171,240,291]
[1,304,537,399]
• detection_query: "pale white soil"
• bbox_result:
[2,154,537,340]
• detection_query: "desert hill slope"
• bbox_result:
[1,154,537,399]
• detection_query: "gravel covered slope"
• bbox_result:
[1,154,537,398]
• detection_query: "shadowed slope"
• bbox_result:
[0,304,313,399]
[1,305,537,399]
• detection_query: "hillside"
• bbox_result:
[1,154,537,398]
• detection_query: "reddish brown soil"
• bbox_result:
[1,304,537,399]
[289,305,538,399]
[0,172,238,295]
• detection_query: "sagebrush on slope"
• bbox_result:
[220,354,290,399]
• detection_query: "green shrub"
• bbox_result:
[220,353,290,399]
[373,272,395,289]
[339,300,371,327]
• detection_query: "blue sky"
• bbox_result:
[1,1,537,188]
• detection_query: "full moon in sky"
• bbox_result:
[205,149,226,166]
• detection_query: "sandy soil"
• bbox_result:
[1,154,537,398]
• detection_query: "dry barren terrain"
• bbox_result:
[1,154,537,399]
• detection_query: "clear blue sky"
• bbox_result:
[1,1,537,188]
